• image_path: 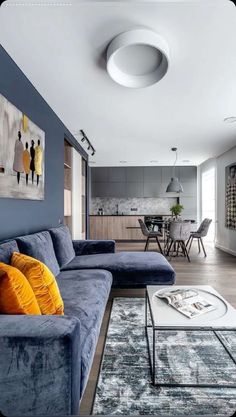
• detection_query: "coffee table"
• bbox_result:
[145,285,236,388]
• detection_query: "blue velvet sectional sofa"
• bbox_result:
[0,226,175,416]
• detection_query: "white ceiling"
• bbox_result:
[1,0,236,166]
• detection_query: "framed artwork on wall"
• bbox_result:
[0,93,45,200]
[225,163,236,230]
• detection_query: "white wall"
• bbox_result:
[197,158,216,225]
[198,146,236,256]
[215,145,236,256]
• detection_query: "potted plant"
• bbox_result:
[170,203,184,219]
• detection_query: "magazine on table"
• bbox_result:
[156,288,216,319]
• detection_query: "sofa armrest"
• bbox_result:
[0,315,81,416]
[73,239,115,256]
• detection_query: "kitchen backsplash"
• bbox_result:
[90,197,177,215]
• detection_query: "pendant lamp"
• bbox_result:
[166,148,184,193]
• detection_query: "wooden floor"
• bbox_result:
[80,240,236,415]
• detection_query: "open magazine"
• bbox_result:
[156,288,216,319]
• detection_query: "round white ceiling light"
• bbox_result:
[224,117,236,124]
[106,29,169,88]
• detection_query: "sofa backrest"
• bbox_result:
[16,231,60,276]
[49,226,75,268]
[0,240,19,264]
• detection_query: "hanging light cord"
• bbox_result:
[172,148,178,177]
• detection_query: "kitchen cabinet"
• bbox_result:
[143,167,162,182]
[90,216,145,240]
[179,166,196,182]
[108,167,126,182]
[90,166,197,202]
[162,166,180,184]
[126,182,144,197]
[126,167,143,182]
[90,216,109,240]
[91,167,109,183]
[143,182,162,197]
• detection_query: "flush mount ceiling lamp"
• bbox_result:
[224,117,236,124]
[166,147,184,193]
[106,29,169,88]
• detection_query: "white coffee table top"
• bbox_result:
[147,285,236,329]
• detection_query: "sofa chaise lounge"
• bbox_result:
[0,226,175,416]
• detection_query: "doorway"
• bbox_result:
[201,166,216,242]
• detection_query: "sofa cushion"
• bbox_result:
[56,268,112,394]
[16,231,60,277]
[0,262,41,315]
[0,240,19,264]
[61,252,175,288]
[49,226,75,268]
[12,252,64,315]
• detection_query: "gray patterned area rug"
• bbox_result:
[93,298,236,415]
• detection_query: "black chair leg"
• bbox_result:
[156,237,163,255]
[164,236,170,254]
[200,238,207,257]
[186,236,191,248]
[198,238,201,253]
[176,242,180,256]
[181,241,191,262]
[188,236,193,254]
[166,240,173,257]
[144,237,150,251]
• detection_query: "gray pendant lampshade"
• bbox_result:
[166,177,184,193]
[166,147,184,193]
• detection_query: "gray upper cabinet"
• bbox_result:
[126,167,143,182]
[144,167,162,182]
[108,167,126,182]
[179,166,197,182]
[108,182,126,197]
[161,166,180,184]
[92,182,110,197]
[143,182,162,197]
[91,167,109,183]
[126,182,144,197]
[91,166,197,200]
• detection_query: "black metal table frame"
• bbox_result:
[145,290,236,388]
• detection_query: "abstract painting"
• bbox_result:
[225,163,236,229]
[0,93,45,200]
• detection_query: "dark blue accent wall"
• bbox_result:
[0,46,87,241]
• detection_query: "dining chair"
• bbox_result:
[166,221,191,262]
[186,218,212,257]
[138,219,163,254]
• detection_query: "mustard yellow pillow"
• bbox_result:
[0,263,41,315]
[11,252,64,315]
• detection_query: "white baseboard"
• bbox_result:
[215,242,236,257]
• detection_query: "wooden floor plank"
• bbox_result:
[79,241,236,415]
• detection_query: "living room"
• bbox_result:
[0,0,236,416]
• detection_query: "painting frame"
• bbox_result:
[0,93,45,200]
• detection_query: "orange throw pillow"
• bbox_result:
[11,252,64,315]
[0,263,41,315]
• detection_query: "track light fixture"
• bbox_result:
[79,130,96,157]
